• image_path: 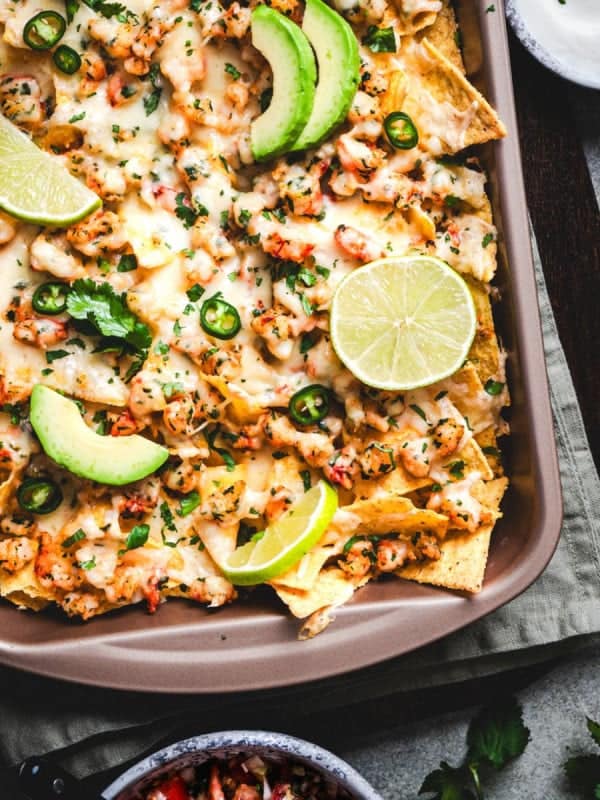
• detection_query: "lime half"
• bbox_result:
[330,255,477,391]
[0,114,100,226]
[222,481,338,586]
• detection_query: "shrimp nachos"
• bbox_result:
[0,0,509,638]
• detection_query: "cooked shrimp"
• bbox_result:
[0,212,16,245]
[30,232,86,280]
[339,538,374,579]
[13,318,68,350]
[0,536,36,573]
[264,415,334,468]
[251,306,294,360]
[0,74,45,129]
[334,224,385,263]
[78,50,108,98]
[376,539,409,572]
[66,210,127,257]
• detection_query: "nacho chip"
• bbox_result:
[466,278,503,384]
[269,542,342,592]
[343,494,449,539]
[398,477,507,592]
[403,38,506,155]
[418,0,464,71]
[274,567,361,619]
[475,426,505,478]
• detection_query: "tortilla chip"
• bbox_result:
[343,494,449,539]
[0,561,55,610]
[418,0,464,72]
[475,426,504,477]
[398,477,508,592]
[197,521,238,564]
[270,541,342,592]
[403,38,506,155]
[274,567,361,619]
[466,278,503,383]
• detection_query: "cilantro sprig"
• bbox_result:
[565,718,600,797]
[66,279,151,356]
[420,697,530,799]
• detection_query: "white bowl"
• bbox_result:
[506,0,600,90]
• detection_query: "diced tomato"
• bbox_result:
[155,776,189,800]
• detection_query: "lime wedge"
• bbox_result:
[0,114,100,225]
[222,481,338,586]
[330,255,477,391]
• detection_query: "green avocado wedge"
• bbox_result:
[290,0,360,152]
[250,5,316,162]
[30,385,169,486]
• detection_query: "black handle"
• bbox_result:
[18,757,105,800]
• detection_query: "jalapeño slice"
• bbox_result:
[289,384,330,426]
[53,45,82,74]
[383,111,419,150]
[23,11,66,50]
[32,282,69,315]
[17,477,63,514]
[200,295,241,340]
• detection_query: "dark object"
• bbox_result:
[289,384,330,425]
[32,282,69,315]
[383,111,419,149]
[0,3,562,692]
[19,757,105,800]
[200,296,241,339]
[101,732,381,800]
[53,45,82,74]
[17,478,62,515]
[23,11,66,50]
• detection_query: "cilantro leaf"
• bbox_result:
[123,523,149,551]
[565,755,600,794]
[66,279,151,356]
[419,762,475,800]
[589,718,600,748]
[466,697,530,770]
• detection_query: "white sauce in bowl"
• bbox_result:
[507,0,600,90]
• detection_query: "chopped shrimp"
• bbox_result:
[107,72,140,107]
[192,220,236,261]
[210,3,251,39]
[323,446,359,489]
[432,418,465,458]
[376,539,409,572]
[162,395,196,436]
[66,210,127,257]
[157,110,191,153]
[30,232,86,280]
[78,51,107,98]
[13,318,68,350]
[189,575,235,608]
[339,538,374,579]
[0,74,45,129]
[251,306,294,360]
[60,592,100,620]
[225,80,249,110]
[36,533,82,592]
[110,410,142,437]
[337,132,385,176]
[87,16,136,60]
[0,536,36,573]
[161,46,206,94]
[272,161,328,218]
[264,415,334,468]
[161,459,196,493]
[128,375,166,419]
[334,224,385,263]
[263,231,314,263]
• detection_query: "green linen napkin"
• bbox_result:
[0,228,599,780]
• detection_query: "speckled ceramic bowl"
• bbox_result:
[102,731,382,800]
[506,0,600,90]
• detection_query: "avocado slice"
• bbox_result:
[30,385,169,486]
[250,5,316,162]
[290,0,360,151]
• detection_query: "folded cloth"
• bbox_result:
[0,228,599,781]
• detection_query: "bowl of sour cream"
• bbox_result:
[506,0,600,90]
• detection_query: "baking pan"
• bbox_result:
[0,0,562,692]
